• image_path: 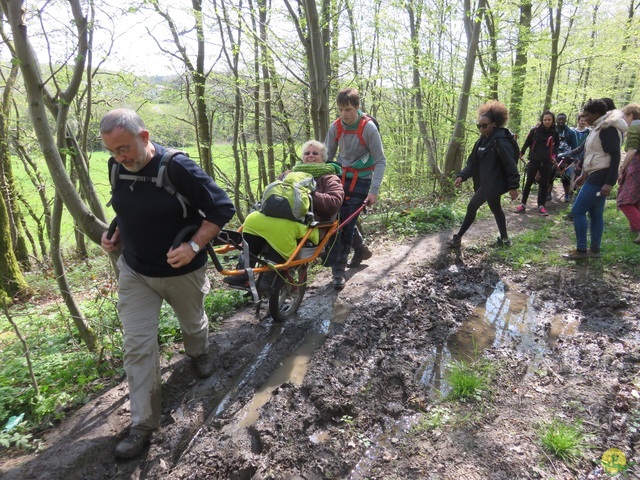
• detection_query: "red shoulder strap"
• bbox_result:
[356,114,372,145]
[333,114,372,145]
[333,117,343,144]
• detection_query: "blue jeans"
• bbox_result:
[571,182,606,252]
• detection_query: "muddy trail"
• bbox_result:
[2,196,640,480]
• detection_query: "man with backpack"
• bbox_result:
[99,109,235,459]
[324,87,387,289]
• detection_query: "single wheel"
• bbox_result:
[269,265,307,321]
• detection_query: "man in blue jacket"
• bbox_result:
[100,109,235,459]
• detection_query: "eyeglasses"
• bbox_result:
[476,123,491,130]
[106,144,133,157]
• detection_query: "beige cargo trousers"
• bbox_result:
[116,256,210,432]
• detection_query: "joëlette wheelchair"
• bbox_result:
[107,204,364,322]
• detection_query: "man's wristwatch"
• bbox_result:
[189,240,201,254]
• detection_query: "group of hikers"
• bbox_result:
[448,97,640,260]
[99,90,640,459]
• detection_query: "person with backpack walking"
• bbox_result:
[563,99,627,260]
[99,109,235,459]
[324,87,387,289]
[223,140,344,290]
[515,111,559,216]
[447,100,520,249]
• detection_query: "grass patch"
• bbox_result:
[490,199,640,277]
[538,418,588,461]
[445,358,492,401]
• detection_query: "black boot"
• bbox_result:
[332,244,349,290]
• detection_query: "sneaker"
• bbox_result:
[223,273,249,288]
[349,245,373,267]
[494,236,511,248]
[562,249,590,260]
[515,204,526,213]
[115,429,152,459]
[563,195,570,203]
[332,275,346,290]
[447,234,461,248]
[537,206,549,216]
[192,351,213,378]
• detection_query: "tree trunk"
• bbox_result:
[283,0,330,141]
[1,0,107,246]
[615,0,637,103]
[215,0,252,217]
[0,187,28,301]
[248,0,267,192]
[50,194,97,351]
[478,8,499,99]
[258,0,276,182]
[443,0,487,182]
[543,1,576,111]
[508,0,532,137]
[2,0,106,352]
[406,0,439,185]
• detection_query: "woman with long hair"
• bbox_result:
[516,111,559,216]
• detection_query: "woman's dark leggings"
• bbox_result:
[521,159,552,207]
[457,187,508,240]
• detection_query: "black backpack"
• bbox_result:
[108,149,199,218]
[501,129,520,165]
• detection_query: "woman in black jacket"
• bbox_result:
[516,111,560,216]
[448,100,520,248]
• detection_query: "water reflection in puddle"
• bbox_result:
[451,281,577,360]
[225,304,349,434]
[419,281,578,394]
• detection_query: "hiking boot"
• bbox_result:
[115,429,152,459]
[562,249,590,260]
[349,245,373,267]
[192,351,213,378]
[515,204,526,213]
[493,236,511,248]
[589,250,602,259]
[332,275,346,290]
[537,206,549,216]
[256,271,275,294]
[447,234,461,248]
[223,273,248,288]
